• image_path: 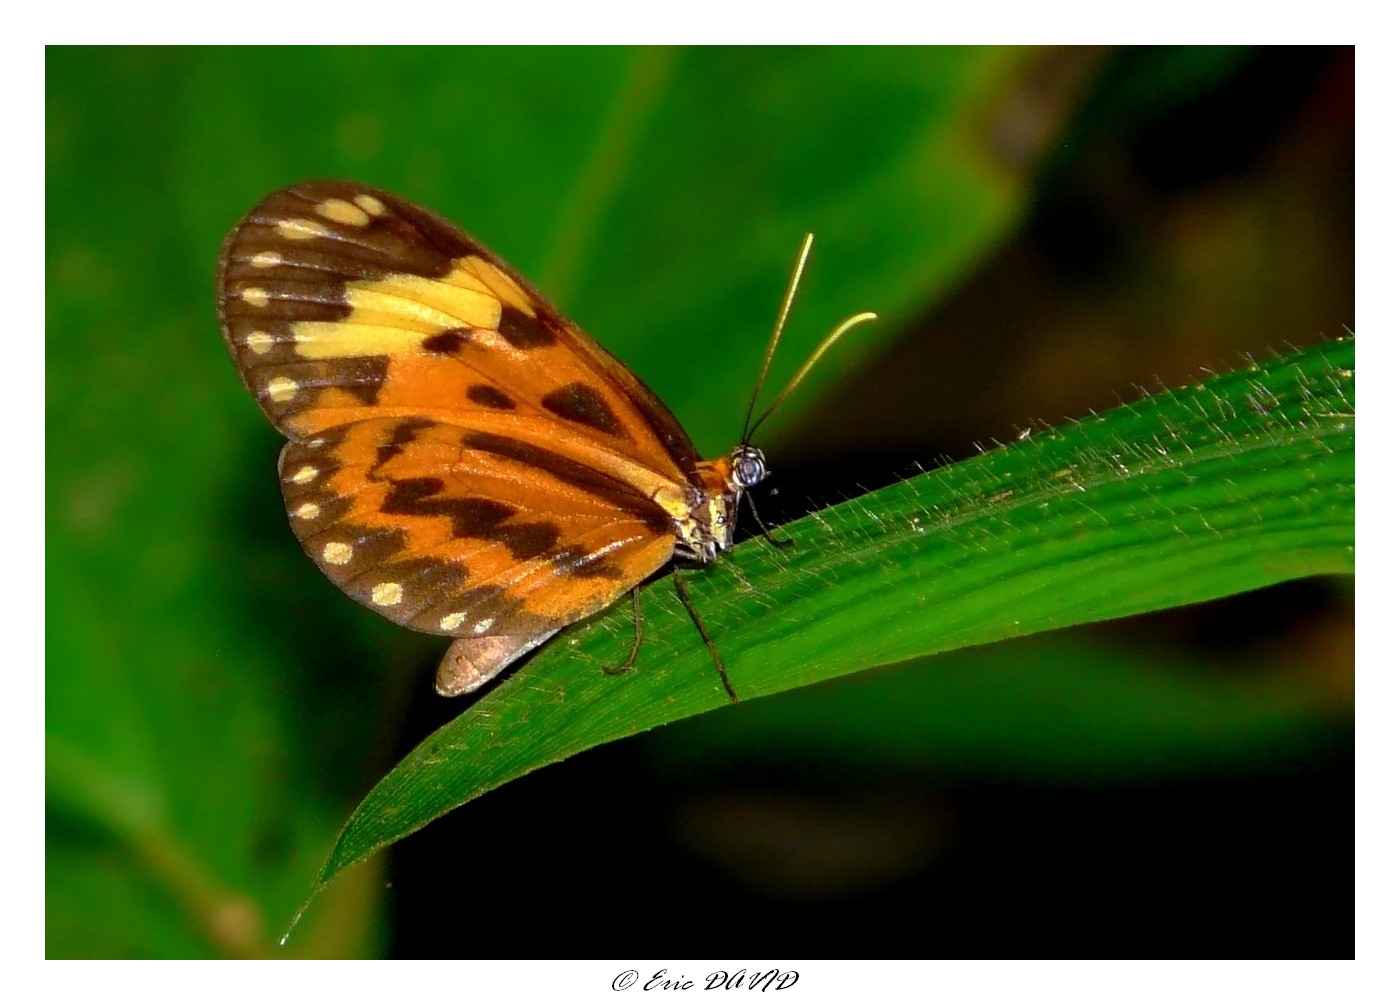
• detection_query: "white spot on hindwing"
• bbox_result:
[371,582,403,606]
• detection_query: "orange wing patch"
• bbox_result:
[217,181,748,697]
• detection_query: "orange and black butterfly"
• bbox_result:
[217,181,871,701]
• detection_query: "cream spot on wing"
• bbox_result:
[323,542,353,565]
[266,376,298,402]
[440,612,467,631]
[353,193,386,216]
[244,331,274,354]
[371,582,403,606]
[472,617,495,635]
[240,287,269,307]
[276,218,331,241]
[289,465,318,485]
[250,250,282,268]
[317,198,371,227]
[292,501,321,520]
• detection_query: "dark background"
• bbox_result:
[47,47,1353,958]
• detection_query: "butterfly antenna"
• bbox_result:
[744,309,879,443]
[741,233,815,445]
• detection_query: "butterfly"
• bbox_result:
[217,181,873,701]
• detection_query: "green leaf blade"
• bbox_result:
[309,337,1353,903]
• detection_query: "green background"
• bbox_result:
[47,47,1354,958]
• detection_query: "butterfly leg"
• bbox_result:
[673,569,739,704]
[602,587,644,677]
[743,492,793,549]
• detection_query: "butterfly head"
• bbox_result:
[677,446,769,564]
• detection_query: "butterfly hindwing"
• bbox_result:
[277,417,677,693]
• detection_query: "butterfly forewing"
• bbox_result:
[217,182,701,467]
[216,181,719,694]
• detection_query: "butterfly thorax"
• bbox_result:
[672,445,768,564]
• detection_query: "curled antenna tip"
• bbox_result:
[745,309,879,442]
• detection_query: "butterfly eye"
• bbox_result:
[730,445,768,490]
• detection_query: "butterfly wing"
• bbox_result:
[216,181,703,693]
[216,181,705,481]
[278,418,676,695]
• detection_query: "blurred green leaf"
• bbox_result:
[649,624,1352,787]
[310,337,1353,905]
